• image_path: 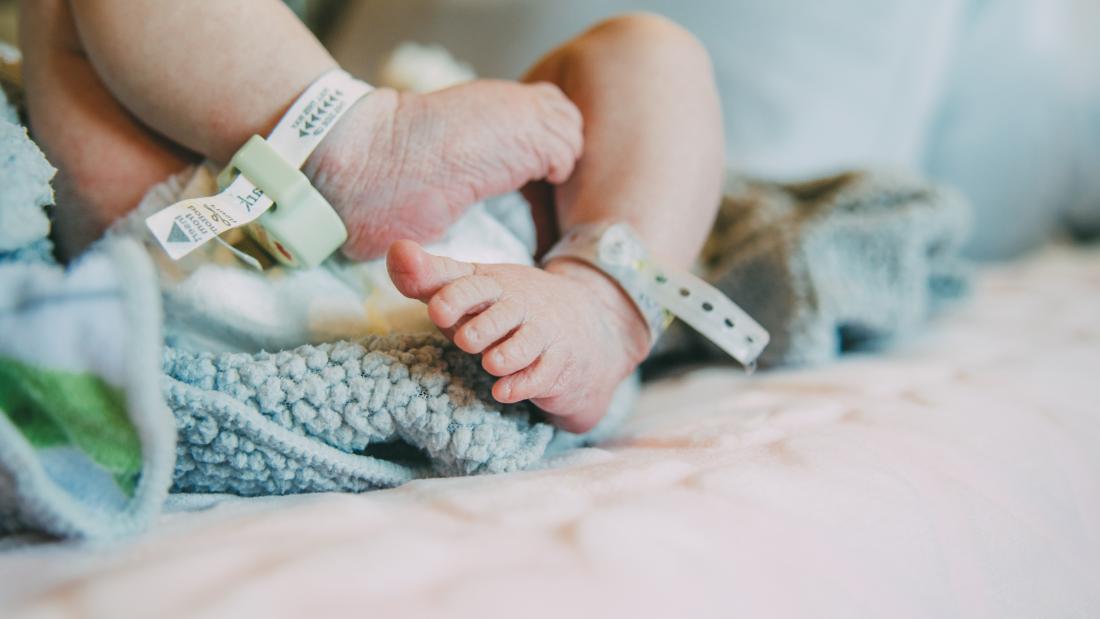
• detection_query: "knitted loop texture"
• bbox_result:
[164,335,561,495]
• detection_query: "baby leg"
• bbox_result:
[20,0,193,259]
[24,0,583,261]
[388,14,725,431]
[524,12,725,267]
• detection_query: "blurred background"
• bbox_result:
[323,0,1100,259]
[2,0,1098,258]
[0,1,14,44]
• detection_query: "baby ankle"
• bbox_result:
[302,87,399,210]
[544,258,652,365]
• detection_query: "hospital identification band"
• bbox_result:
[542,223,770,370]
[145,69,373,267]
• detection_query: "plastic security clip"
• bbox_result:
[145,68,372,265]
[216,135,347,269]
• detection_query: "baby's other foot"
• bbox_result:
[387,240,650,432]
[305,81,583,260]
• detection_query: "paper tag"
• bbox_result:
[145,69,372,260]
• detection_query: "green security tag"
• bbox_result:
[217,135,348,269]
[145,68,372,268]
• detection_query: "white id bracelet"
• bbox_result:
[145,68,373,268]
[542,222,770,370]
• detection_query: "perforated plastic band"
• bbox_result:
[145,68,372,265]
[542,222,770,369]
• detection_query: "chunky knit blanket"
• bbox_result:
[165,338,632,496]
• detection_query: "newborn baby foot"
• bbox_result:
[305,80,583,260]
[387,240,651,433]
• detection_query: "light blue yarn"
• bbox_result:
[166,337,571,495]
[164,335,634,495]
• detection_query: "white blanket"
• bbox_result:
[2,244,1098,618]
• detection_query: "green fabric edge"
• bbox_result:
[0,355,142,495]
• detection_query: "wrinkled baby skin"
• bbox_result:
[387,240,651,433]
[305,80,583,260]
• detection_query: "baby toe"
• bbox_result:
[454,299,524,354]
[428,275,502,329]
[387,240,478,301]
[483,323,546,377]
[492,348,569,404]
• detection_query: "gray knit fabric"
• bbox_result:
[655,171,971,368]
